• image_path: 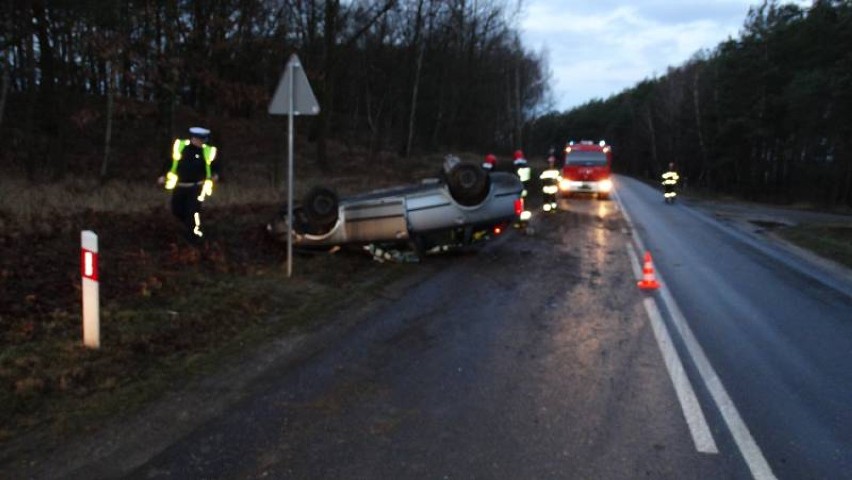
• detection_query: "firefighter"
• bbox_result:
[539,151,560,212]
[512,149,532,225]
[661,162,679,203]
[158,127,221,243]
[513,150,531,196]
[482,153,497,171]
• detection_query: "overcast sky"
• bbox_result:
[519,0,808,112]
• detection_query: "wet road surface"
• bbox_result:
[9,191,777,479]
[89,198,732,479]
[615,175,852,480]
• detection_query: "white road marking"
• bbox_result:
[614,182,778,480]
[627,244,718,454]
[657,283,777,480]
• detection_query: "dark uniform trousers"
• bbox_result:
[171,184,204,240]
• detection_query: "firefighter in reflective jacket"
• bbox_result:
[513,150,532,223]
[539,152,560,212]
[513,150,531,194]
[661,162,679,203]
[158,127,220,242]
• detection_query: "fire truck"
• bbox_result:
[558,140,613,200]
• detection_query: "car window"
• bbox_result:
[565,151,607,166]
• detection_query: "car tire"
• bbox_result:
[302,186,339,231]
[445,162,489,206]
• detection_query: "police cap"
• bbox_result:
[189,127,210,139]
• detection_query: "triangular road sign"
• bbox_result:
[268,54,320,115]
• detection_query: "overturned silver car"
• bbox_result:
[269,156,524,255]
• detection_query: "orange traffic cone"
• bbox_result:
[637,251,660,290]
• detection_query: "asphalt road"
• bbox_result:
[614,175,852,480]
[15,177,851,479]
[45,194,730,479]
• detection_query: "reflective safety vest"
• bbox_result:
[540,168,560,194]
[662,171,679,186]
[515,161,531,183]
[165,139,217,190]
[540,168,560,181]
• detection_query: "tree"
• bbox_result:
[0,0,552,182]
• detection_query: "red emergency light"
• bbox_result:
[514,198,524,216]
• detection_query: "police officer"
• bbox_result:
[158,127,221,242]
[661,162,679,203]
[539,151,560,212]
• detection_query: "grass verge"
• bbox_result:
[0,197,415,447]
[777,224,852,270]
[3,259,409,442]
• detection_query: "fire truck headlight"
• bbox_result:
[600,179,613,193]
[559,179,571,191]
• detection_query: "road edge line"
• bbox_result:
[658,283,777,480]
[615,183,777,480]
[626,243,718,454]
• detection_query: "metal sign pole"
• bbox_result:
[267,53,319,278]
[287,60,295,277]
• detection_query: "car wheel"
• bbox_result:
[302,186,339,231]
[445,162,489,206]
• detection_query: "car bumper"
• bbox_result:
[559,178,613,195]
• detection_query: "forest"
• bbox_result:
[0,0,548,184]
[1,0,851,209]
[529,0,852,208]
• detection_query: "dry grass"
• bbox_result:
[0,140,472,447]
[0,148,451,235]
[778,224,852,270]
[0,176,279,236]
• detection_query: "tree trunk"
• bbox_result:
[642,105,659,175]
[0,49,9,128]
[23,10,38,181]
[692,69,708,186]
[405,2,426,159]
[431,64,447,148]
[840,140,852,207]
[315,0,339,173]
[514,45,523,148]
[0,10,11,127]
[101,60,115,181]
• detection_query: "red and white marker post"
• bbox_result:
[81,230,100,348]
